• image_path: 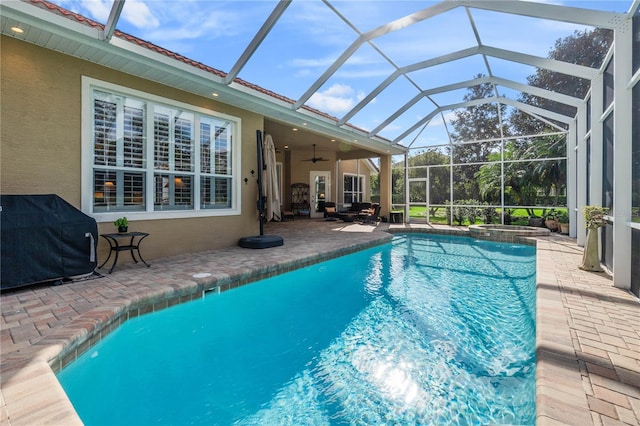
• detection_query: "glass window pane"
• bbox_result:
[214,177,231,206]
[201,176,231,209]
[154,174,193,210]
[90,82,237,216]
[93,170,117,212]
[123,172,145,209]
[123,105,145,168]
[174,114,193,172]
[93,98,117,167]
[214,124,231,175]
[344,175,353,191]
[154,112,170,170]
[93,170,145,212]
[200,122,211,174]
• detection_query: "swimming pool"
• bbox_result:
[58,233,536,425]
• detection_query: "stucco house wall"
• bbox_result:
[337,159,375,206]
[1,35,264,263]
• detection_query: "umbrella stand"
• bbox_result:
[238,130,284,249]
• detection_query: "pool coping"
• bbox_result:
[2,222,637,425]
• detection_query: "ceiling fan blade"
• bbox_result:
[301,144,328,162]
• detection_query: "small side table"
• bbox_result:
[390,211,404,223]
[99,232,150,273]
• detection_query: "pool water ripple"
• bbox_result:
[58,234,536,425]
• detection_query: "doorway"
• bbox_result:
[408,178,428,222]
[310,171,331,219]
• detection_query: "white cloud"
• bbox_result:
[427,111,457,128]
[307,84,358,115]
[129,1,255,44]
[79,0,111,22]
[122,0,159,29]
[57,0,159,29]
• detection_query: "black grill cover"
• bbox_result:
[1,194,98,290]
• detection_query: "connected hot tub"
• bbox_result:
[469,224,550,243]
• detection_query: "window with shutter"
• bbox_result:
[84,77,240,219]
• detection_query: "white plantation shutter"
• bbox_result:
[199,118,233,209]
[93,98,117,167]
[88,81,238,215]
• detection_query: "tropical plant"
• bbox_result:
[557,211,569,224]
[446,201,465,225]
[114,217,128,228]
[583,206,609,229]
[482,203,499,224]
[449,75,509,202]
[462,200,483,225]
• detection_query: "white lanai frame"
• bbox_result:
[53,0,640,289]
[246,0,632,289]
[287,2,617,241]
[288,1,621,138]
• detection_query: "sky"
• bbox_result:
[48,0,634,148]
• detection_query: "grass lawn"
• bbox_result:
[405,206,567,226]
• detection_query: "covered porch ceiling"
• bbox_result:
[1,0,636,159]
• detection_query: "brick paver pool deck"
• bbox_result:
[1,220,638,425]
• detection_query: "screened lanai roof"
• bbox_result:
[1,0,636,156]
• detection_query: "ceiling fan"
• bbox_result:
[302,144,328,163]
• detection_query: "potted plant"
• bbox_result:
[557,211,569,234]
[579,206,609,272]
[114,217,128,233]
[543,209,558,232]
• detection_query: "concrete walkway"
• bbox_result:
[1,220,638,425]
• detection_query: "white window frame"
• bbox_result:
[343,173,365,205]
[81,76,242,222]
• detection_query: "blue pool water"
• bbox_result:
[58,234,537,425]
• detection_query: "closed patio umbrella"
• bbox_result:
[238,130,283,249]
[263,134,281,222]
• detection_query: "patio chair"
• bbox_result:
[282,205,295,221]
[359,203,381,224]
[324,202,339,221]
